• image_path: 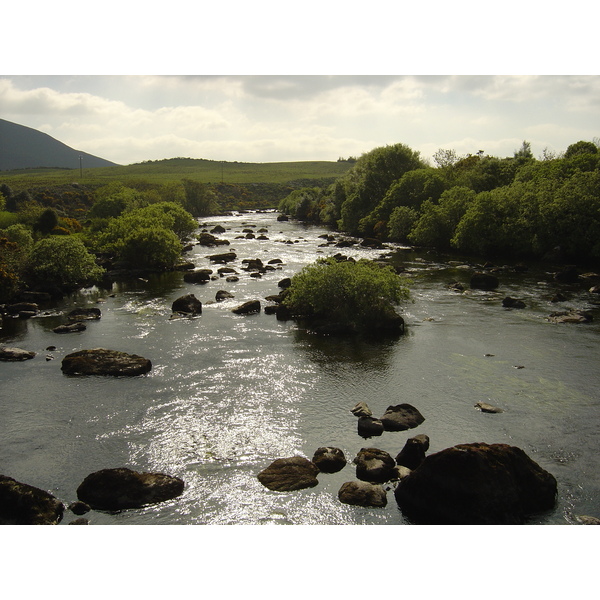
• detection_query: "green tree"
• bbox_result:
[283,257,410,331]
[564,140,598,159]
[0,224,34,301]
[27,236,104,289]
[34,207,59,235]
[388,206,419,242]
[182,179,220,217]
[119,227,183,269]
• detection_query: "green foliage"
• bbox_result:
[182,179,220,217]
[27,236,104,289]
[118,226,183,270]
[0,211,19,229]
[387,206,419,242]
[338,143,426,234]
[564,140,598,159]
[278,187,324,221]
[283,257,410,330]
[33,207,59,234]
[409,187,476,249]
[88,194,128,219]
[0,224,34,301]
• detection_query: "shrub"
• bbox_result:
[283,257,410,331]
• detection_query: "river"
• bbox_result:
[1,210,599,525]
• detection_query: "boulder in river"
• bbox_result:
[257,456,320,491]
[61,348,152,376]
[350,401,373,418]
[215,290,235,302]
[53,322,87,334]
[470,272,499,290]
[312,447,346,473]
[0,474,64,524]
[338,480,387,507]
[6,302,39,316]
[208,251,237,263]
[76,467,185,511]
[380,403,425,431]
[395,434,430,470]
[67,307,101,322]
[183,269,212,284]
[354,447,397,483]
[0,346,36,361]
[232,300,261,315]
[475,401,504,413]
[394,442,558,524]
[172,293,202,315]
[502,297,526,309]
[357,416,384,438]
[546,310,592,324]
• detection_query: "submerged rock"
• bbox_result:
[0,346,36,361]
[0,474,64,524]
[475,401,504,413]
[257,456,319,491]
[546,310,592,324]
[67,307,101,322]
[77,467,185,511]
[394,442,558,524]
[312,447,346,473]
[338,480,387,507]
[502,297,526,309]
[380,404,425,431]
[61,348,152,376]
[53,322,87,334]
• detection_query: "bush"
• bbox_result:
[27,236,104,290]
[283,257,410,331]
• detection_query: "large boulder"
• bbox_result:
[53,322,87,334]
[0,474,64,524]
[394,442,558,524]
[338,480,387,507]
[354,448,397,483]
[183,269,212,284]
[172,293,202,315]
[232,300,261,315]
[6,302,39,316]
[357,416,384,438]
[380,404,425,431]
[312,447,346,473]
[0,346,36,361]
[208,251,237,263]
[67,307,101,322]
[61,348,152,376]
[76,467,185,511]
[257,456,319,491]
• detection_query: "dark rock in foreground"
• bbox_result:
[395,434,430,470]
[0,474,64,524]
[312,447,346,473]
[61,348,152,376]
[172,293,202,315]
[380,403,425,431]
[76,467,185,511]
[394,442,557,524]
[0,346,36,361]
[257,456,319,491]
[357,416,384,438]
[338,480,387,507]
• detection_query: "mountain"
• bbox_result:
[0,118,119,171]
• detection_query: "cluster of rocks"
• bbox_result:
[350,401,425,438]
[0,467,184,525]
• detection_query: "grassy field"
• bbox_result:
[0,157,354,188]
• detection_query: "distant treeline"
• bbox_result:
[278,140,600,263]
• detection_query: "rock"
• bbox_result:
[278,278,292,289]
[172,294,202,315]
[242,258,264,271]
[312,447,346,473]
[546,310,593,324]
[68,518,89,524]
[361,237,385,249]
[217,267,237,276]
[475,401,504,413]
[338,481,387,507]
[215,290,235,302]
[357,416,384,438]
[350,402,372,418]
[277,214,289,221]
[576,515,600,525]
[232,300,261,315]
[395,435,430,470]
[554,265,579,283]
[502,297,526,309]
[257,456,320,491]
[68,500,91,515]
[6,302,39,315]
[470,272,499,290]
[0,474,64,524]
[380,404,425,431]
[67,307,101,321]
[198,232,230,247]
[76,467,185,511]
[354,448,397,483]
[53,322,87,334]
[0,346,36,361]
[590,285,600,294]
[208,251,237,263]
[210,225,226,234]
[61,348,152,376]
[394,442,558,524]
[183,269,212,284]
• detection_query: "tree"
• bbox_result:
[119,227,182,269]
[564,140,598,159]
[27,236,104,290]
[34,207,59,235]
[283,257,410,332]
[181,179,220,217]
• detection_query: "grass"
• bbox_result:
[0,158,354,188]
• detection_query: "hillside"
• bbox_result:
[0,118,118,171]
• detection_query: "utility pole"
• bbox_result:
[221,161,224,183]
[79,156,83,178]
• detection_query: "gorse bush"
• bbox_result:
[283,257,410,330]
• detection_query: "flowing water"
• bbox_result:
[1,211,599,525]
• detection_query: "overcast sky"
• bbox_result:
[3,4,598,166]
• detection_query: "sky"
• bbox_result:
[2,3,598,167]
